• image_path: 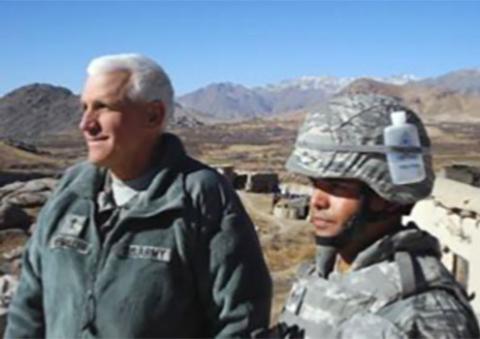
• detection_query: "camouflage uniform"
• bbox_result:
[279,223,479,338]
[277,94,480,338]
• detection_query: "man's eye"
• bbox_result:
[94,102,108,110]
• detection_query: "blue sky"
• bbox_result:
[1,1,479,96]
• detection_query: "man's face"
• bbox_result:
[79,71,154,173]
[309,179,364,238]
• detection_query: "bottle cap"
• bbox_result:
[391,111,407,126]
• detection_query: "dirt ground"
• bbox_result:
[237,191,315,322]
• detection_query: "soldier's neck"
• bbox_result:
[336,214,403,273]
[335,257,352,273]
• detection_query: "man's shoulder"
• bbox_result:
[181,156,231,193]
[62,161,95,179]
[53,161,97,193]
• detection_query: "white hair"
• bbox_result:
[87,53,174,130]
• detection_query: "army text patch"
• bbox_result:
[125,245,172,262]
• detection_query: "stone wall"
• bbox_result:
[409,171,480,319]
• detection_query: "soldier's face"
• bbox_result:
[309,179,364,238]
[79,71,155,175]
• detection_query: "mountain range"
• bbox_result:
[177,75,419,120]
[178,69,480,120]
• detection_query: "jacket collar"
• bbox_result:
[68,133,189,217]
[350,222,441,271]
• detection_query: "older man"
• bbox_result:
[269,94,480,338]
[5,54,272,338]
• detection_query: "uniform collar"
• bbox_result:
[349,222,441,271]
[69,133,188,209]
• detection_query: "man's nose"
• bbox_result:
[310,188,330,210]
[79,110,97,132]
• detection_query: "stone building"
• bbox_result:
[278,183,314,197]
[244,172,279,193]
[273,196,309,220]
[214,165,236,185]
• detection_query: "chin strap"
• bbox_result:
[314,244,337,278]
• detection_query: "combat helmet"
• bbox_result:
[286,94,434,205]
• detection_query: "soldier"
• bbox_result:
[5,54,272,338]
[273,94,479,338]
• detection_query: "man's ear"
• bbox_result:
[145,101,165,128]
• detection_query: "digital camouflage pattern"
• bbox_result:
[286,94,435,205]
[279,224,480,338]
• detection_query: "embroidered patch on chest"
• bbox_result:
[126,245,172,262]
[61,214,87,236]
[50,234,91,254]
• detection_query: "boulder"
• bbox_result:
[0,178,57,206]
[0,203,30,230]
[17,178,57,193]
[0,231,28,279]
[0,274,20,335]
[0,181,24,202]
[7,191,50,208]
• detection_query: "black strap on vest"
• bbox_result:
[394,251,418,298]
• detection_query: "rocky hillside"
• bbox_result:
[177,83,271,120]
[0,84,81,141]
[340,78,480,123]
[0,84,206,143]
[419,69,480,95]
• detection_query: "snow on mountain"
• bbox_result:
[259,74,419,95]
[373,74,420,85]
[260,76,355,95]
